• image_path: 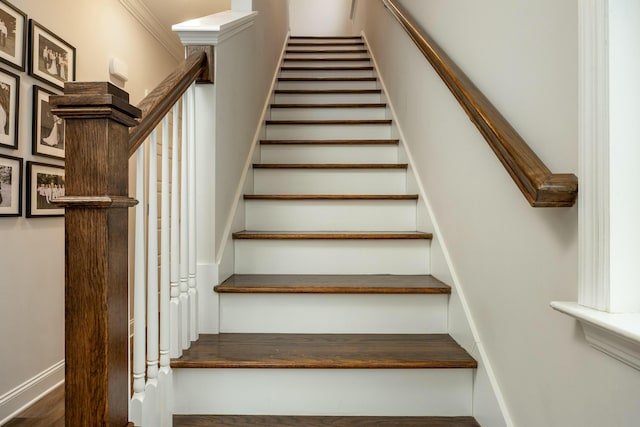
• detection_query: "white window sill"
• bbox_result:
[551,302,640,370]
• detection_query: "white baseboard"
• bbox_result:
[0,360,64,425]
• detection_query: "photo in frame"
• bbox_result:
[26,161,64,217]
[0,0,27,71]
[0,153,22,216]
[0,67,19,149]
[28,20,75,90]
[32,85,64,159]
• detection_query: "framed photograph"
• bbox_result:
[32,86,64,159]
[0,0,27,71]
[0,153,22,216]
[28,20,75,90]
[0,67,18,149]
[26,161,64,217]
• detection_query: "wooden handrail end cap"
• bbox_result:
[532,174,578,207]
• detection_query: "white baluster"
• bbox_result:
[160,115,171,370]
[188,84,198,342]
[170,104,182,359]
[180,92,191,350]
[130,143,146,425]
[146,129,159,384]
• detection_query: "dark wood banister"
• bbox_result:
[381,0,577,207]
[50,46,213,426]
[129,45,214,157]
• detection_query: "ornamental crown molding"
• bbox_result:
[119,0,184,61]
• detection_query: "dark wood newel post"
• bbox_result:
[50,82,141,427]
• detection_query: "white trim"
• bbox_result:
[361,31,513,427]
[0,360,65,425]
[551,302,640,370]
[578,0,610,311]
[119,0,184,61]
[173,11,258,46]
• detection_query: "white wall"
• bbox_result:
[0,0,183,422]
[289,0,354,36]
[354,0,640,426]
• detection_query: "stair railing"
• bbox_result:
[50,46,213,427]
[381,0,578,207]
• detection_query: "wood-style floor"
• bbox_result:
[3,385,64,427]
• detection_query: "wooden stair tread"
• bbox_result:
[274,89,381,94]
[290,36,363,40]
[232,231,432,240]
[171,333,477,369]
[244,194,418,200]
[278,77,377,82]
[281,66,373,71]
[253,163,406,169]
[288,43,366,47]
[173,415,481,426]
[260,139,400,145]
[265,120,391,125]
[270,103,386,109]
[285,49,368,54]
[284,58,370,62]
[215,274,450,294]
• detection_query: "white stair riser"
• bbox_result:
[219,294,448,333]
[270,107,386,120]
[245,199,416,231]
[260,144,396,164]
[280,70,375,78]
[274,93,382,104]
[285,52,370,59]
[265,123,391,140]
[283,60,371,68]
[173,369,473,416]
[288,43,364,49]
[234,240,430,274]
[277,80,378,90]
[253,169,406,195]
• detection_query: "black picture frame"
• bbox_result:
[28,20,75,90]
[0,0,27,71]
[0,66,19,149]
[26,161,64,217]
[32,85,64,159]
[0,152,22,216]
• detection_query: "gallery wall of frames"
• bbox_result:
[0,0,75,218]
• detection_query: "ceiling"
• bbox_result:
[142,0,231,30]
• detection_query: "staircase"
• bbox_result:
[171,35,480,427]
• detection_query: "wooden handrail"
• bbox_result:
[381,0,577,207]
[128,46,214,157]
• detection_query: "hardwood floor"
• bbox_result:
[3,385,64,427]
[173,415,481,426]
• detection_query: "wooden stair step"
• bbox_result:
[232,231,432,240]
[244,194,418,200]
[290,36,363,40]
[173,415,481,426]
[281,66,373,71]
[286,49,368,54]
[270,103,386,109]
[252,163,406,169]
[215,274,449,294]
[170,333,477,369]
[265,120,391,125]
[260,139,400,145]
[284,58,370,62]
[288,42,366,47]
[278,77,377,82]
[274,89,381,94]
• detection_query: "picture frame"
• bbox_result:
[0,0,27,71]
[28,20,75,90]
[0,67,19,149]
[32,85,64,159]
[0,153,22,216]
[26,161,64,217]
